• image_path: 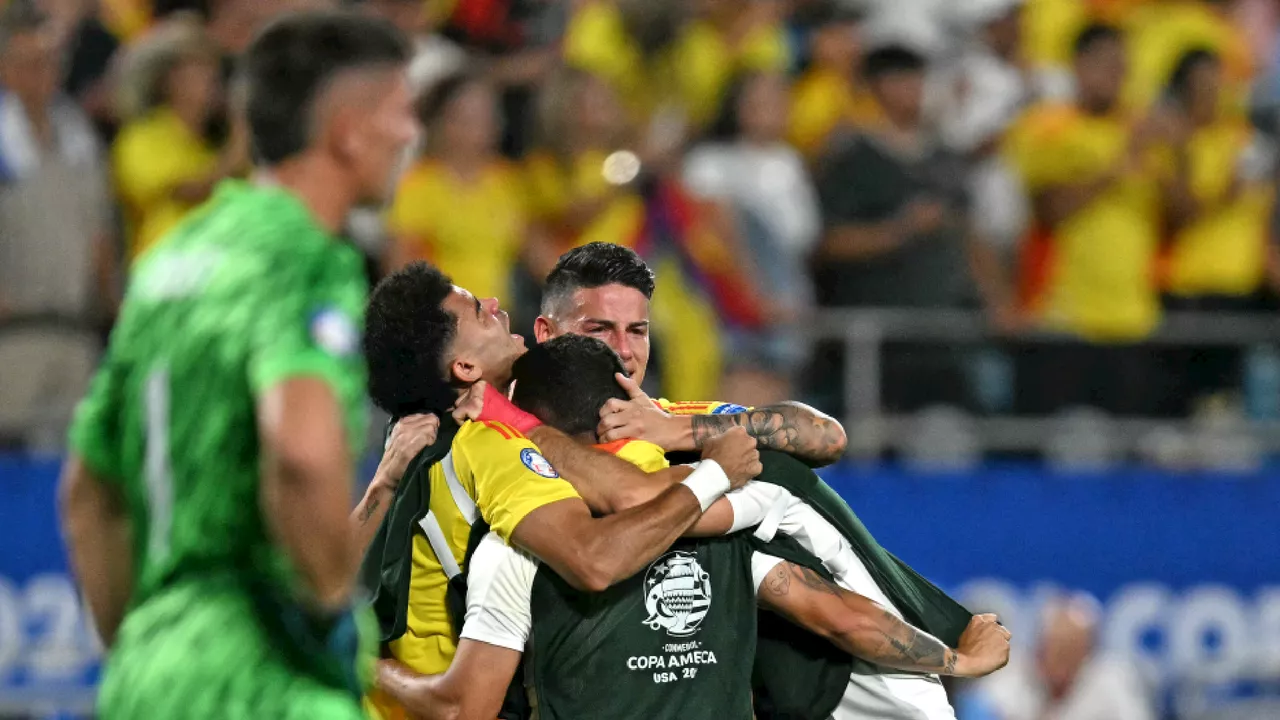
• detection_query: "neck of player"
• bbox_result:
[266,157,361,235]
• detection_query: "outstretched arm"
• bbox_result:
[375,639,522,720]
[597,375,847,466]
[757,561,1010,678]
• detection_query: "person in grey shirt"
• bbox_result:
[0,0,114,323]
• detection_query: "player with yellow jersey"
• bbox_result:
[534,242,848,466]
[357,262,765,719]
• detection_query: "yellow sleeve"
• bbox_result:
[1004,105,1077,191]
[456,421,581,544]
[612,440,671,473]
[654,399,752,416]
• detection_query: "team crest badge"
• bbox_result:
[643,551,712,637]
[520,448,559,479]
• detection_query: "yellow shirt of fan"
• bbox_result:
[788,67,883,159]
[387,159,528,305]
[1164,121,1274,297]
[112,108,219,262]
[523,149,646,248]
[367,420,580,720]
[1123,0,1254,112]
[1008,104,1162,341]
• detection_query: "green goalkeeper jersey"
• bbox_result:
[69,179,369,606]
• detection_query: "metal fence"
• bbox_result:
[803,309,1280,462]
[4,309,1280,465]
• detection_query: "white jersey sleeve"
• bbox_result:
[751,552,785,596]
[458,531,538,652]
[725,481,790,533]
[728,481,903,617]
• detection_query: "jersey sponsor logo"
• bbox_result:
[520,448,559,479]
[310,307,359,357]
[711,404,748,415]
[643,551,712,637]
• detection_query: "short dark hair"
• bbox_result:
[1168,47,1219,100]
[241,11,411,166]
[1072,23,1122,58]
[363,262,460,416]
[511,335,629,439]
[541,243,656,316]
[863,44,927,81]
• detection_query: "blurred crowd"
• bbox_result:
[4,0,1280,444]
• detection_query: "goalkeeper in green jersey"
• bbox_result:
[57,11,417,719]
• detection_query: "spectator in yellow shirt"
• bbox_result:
[562,0,789,131]
[112,15,245,262]
[386,72,556,306]
[524,68,647,251]
[1122,0,1255,112]
[1009,24,1170,415]
[787,0,880,159]
[523,68,727,403]
[1158,48,1278,409]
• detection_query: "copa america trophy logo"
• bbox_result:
[643,551,712,637]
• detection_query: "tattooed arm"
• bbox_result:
[597,383,847,467]
[350,414,439,555]
[756,561,1011,678]
[689,403,846,467]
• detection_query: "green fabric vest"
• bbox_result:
[523,535,758,720]
[358,417,460,643]
[447,521,839,720]
[745,451,974,720]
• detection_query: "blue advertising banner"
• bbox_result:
[1,455,1277,717]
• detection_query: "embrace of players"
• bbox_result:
[56,9,1010,720]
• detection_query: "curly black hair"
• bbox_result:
[363,262,461,416]
[541,242,656,317]
[511,335,629,439]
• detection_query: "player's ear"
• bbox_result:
[533,316,554,344]
[451,356,483,385]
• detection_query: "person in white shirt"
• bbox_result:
[373,335,1011,720]
[683,70,822,404]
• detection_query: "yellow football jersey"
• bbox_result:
[367,420,580,720]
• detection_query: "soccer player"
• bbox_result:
[58,12,418,719]
[534,242,848,466]
[373,336,1012,720]
[359,263,763,719]
[534,242,986,719]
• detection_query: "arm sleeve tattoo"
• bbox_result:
[762,562,960,675]
[689,403,845,466]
